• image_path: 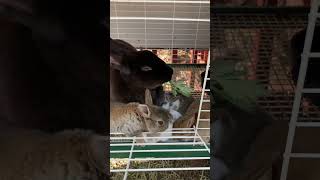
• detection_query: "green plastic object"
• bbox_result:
[168,80,193,97]
[212,59,269,113]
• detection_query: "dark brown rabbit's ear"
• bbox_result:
[137,104,151,118]
[145,88,154,105]
[110,56,122,70]
[110,55,131,76]
[87,135,108,175]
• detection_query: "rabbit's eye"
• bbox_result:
[157,121,164,126]
[141,66,152,71]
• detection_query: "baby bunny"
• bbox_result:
[142,90,181,143]
[110,89,173,145]
[110,102,172,136]
[161,97,183,120]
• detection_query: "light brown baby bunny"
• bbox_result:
[110,89,173,144]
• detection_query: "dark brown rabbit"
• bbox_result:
[110,38,173,105]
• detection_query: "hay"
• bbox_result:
[110,159,209,180]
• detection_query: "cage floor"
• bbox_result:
[110,129,210,178]
[110,160,210,180]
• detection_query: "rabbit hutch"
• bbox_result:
[211,0,320,179]
[110,0,210,179]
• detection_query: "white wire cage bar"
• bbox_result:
[110,0,210,4]
[110,0,210,49]
[110,65,210,179]
[193,51,210,145]
[110,128,210,177]
[110,1,210,179]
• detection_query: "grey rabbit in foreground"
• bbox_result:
[0,127,107,180]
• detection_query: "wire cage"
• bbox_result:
[211,7,320,122]
[213,0,311,7]
[110,1,210,179]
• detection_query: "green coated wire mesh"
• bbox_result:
[211,8,320,121]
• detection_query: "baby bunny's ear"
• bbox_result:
[171,99,180,111]
[161,102,170,110]
[169,109,182,122]
[110,56,122,70]
[137,104,151,118]
[145,88,154,105]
